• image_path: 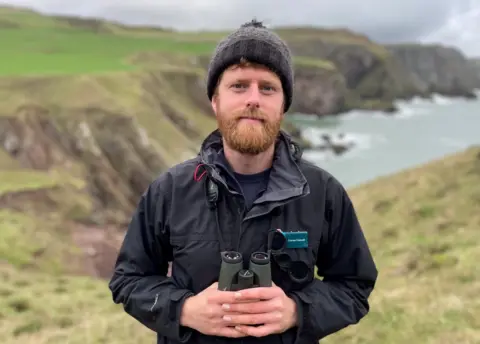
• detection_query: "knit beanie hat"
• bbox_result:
[206,19,294,113]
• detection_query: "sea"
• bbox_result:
[289,91,480,188]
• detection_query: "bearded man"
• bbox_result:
[109,19,378,344]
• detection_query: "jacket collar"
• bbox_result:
[198,129,310,217]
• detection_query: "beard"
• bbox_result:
[217,106,282,155]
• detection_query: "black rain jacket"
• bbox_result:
[109,129,378,344]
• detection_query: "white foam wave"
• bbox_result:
[431,94,455,105]
[289,113,320,121]
[301,127,385,162]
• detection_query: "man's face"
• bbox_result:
[211,62,284,155]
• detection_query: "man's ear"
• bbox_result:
[211,94,218,116]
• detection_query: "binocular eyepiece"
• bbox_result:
[218,251,272,291]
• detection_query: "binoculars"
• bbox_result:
[217,229,312,291]
[217,251,272,291]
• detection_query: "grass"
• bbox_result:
[294,57,337,70]
[0,27,215,76]
[321,146,480,343]
[1,146,479,343]
[0,4,390,77]
[0,168,86,195]
[0,170,61,195]
[0,264,155,344]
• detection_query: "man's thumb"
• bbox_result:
[209,282,219,289]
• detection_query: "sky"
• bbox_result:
[2,0,480,57]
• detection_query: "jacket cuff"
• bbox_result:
[155,288,195,343]
[289,291,317,344]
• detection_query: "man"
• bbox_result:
[109,19,378,344]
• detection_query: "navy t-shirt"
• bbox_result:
[215,150,270,211]
[233,169,270,210]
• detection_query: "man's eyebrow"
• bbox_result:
[229,78,280,86]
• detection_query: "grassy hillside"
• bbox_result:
[0,5,352,77]
[2,146,479,344]
[323,146,480,344]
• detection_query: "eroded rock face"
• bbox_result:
[286,39,423,112]
[290,64,348,116]
[0,106,167,225]
[387,44,480,98]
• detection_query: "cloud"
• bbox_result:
[2,0,479,56]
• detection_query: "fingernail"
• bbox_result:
[234,292,241,298]
[222,304,230,310]
[223,316,231,321]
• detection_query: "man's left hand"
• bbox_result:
[221,283,298,337]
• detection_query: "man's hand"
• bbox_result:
[179,282,247,338]
[220,282,298,337]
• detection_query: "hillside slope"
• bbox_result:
[1,143,479,343]
[323,145,480,344]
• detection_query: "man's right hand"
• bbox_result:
[179,282,246,338]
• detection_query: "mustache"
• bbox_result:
[234,108,268,121]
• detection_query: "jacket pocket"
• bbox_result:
[170,235,222,293]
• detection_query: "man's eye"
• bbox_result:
[262,85,277,92]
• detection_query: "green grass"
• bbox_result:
[0,170,60,195]
[1,27,216,76]
[321,146,480,343]
[0,5,389,77]
[0,169,86,196]
[294,57,337,70]
[0,264,155,344]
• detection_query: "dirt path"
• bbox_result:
[70,223,172,279]
[71,223,126,279]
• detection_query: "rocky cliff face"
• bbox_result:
[276,30,480,115]
[290,61,348,115]
[387,44,480,98]
[280,32,424,113]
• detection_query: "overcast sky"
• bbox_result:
[2,0,480,57]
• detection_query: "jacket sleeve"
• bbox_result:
[288,178,378,343]
[108,174,194,343]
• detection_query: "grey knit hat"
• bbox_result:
[206,19,294,113]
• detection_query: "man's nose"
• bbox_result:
[246,85,260,108]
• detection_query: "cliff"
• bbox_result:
[278,29,480,111]
[387,44,480,98]
[471,58,480,81]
